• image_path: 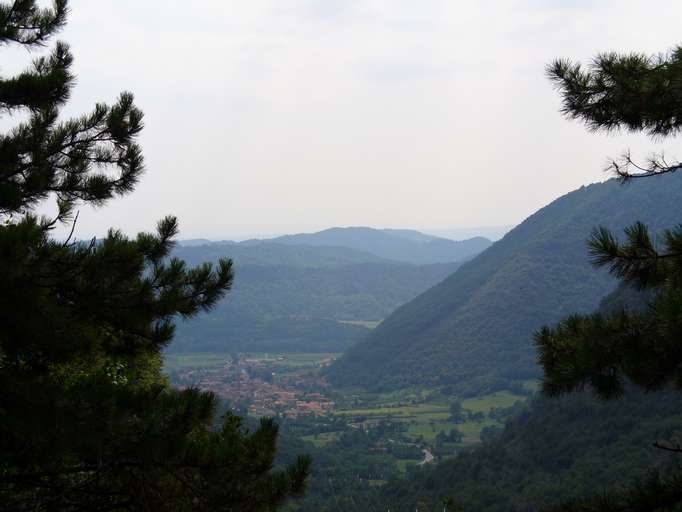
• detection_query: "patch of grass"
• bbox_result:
[335,403,449,418]
[462,391,526,413]
[302,431,340,448]
[334,389,528,447]
[163,352,340,376]
[396,458,419,473]
[522,380,539,392]
[338,320,382,329]
[457,419,499,445]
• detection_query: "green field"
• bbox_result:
[301,432,340,448]
[334,389,527,445]
[462,390,525,412]
[163,352,340,375]
[334,403,449,418]
[337,320,382,329]
[396,458,418,472]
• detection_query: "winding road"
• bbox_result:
[417,448,434,465]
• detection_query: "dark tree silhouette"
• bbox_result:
[536,46,682,511]
[0,2,310,510]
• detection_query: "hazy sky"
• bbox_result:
[11,1,682,240]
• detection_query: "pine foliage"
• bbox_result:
[0,2,310,510]
[538,44,682,400]
[537,43,682,510]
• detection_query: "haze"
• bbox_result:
[16,1,682,240]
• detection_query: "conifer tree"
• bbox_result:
[0,2,310,510]
[535,46,682,510]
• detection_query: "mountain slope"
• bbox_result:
[269,227,491,264]
[368,286,678,512]
[326,174,682,394]
[169,241,460,353]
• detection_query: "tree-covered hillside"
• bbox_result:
[169,243,461,353]
[174,241,392,268]
[326,173,682,394]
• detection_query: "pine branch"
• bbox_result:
[547,47,682,137]
[0,1,68,47]
[606,151,682,182]
[588,223,682,289]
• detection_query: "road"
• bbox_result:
[417,448,434,465]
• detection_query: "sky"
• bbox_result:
[9,1,682,240]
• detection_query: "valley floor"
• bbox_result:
[164,352,530,475]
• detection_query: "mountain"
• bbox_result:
[178,238,212,247]
[174,241,391,268]
[169,241,462,353]
[267,227,492,265]
[365,287,679,512]
[326,173,682,394]
[425,225,512,241]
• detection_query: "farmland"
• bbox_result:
[164,352,530,473]
[333,390,526,447]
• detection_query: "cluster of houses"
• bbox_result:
[173,356,335,418]
[248,390,335,418]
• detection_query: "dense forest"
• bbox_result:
[327,172,682,395]
[169,237,466,353]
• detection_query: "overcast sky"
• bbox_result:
[11,1,682,240]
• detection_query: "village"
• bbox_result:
[170,355,336,418]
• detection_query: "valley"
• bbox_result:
[168,228,479,355]
[161,176,682,510]
[158,173,682,511]
[164,351,529,482]
[10,6,682,511]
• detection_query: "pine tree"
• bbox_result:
[0,2,310,510]
[535,46,682,510]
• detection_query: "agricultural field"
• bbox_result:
[462,390,528,412]
[301,432,340,448]
[333,390,527,446]
[337,320,382,329]
[164,352,531,473]
[163,352,340,379]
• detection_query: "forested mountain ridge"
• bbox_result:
[174,240,392,268]
[169,243,461,353]
[326,173,682,394]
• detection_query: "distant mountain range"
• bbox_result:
[174,241,390,269]
[169,227,489,353]
[179,227,492,266]
[325,173,682,395]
